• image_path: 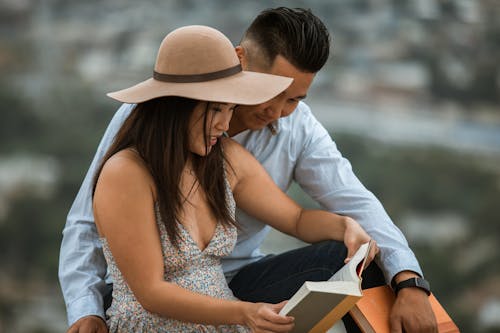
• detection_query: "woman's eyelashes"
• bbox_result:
[210,104,236,113]
[210,103,223,112]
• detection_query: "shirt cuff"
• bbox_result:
[381,250,424,284]
[66,294,106,327]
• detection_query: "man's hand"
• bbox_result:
[343,216,379,266]
[67,316,108,333]
[389,272,438,333]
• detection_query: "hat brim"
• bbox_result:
[107,71,293,105]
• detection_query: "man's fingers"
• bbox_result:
[66,316,107,333]
[344,246,356,263]
[98,326,108,333]
[66,323,80,333]
[389,316,403,333]
[367,242,379,264]
[97,323,108,333]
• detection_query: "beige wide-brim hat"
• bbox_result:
[107,25,293,105]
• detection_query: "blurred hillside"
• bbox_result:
[0,0,499,332]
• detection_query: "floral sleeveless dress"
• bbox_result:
[101,178,250,332]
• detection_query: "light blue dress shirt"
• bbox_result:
[58,101,422,325]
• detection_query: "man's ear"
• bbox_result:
[235,46,248,70]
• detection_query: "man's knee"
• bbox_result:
[302,239,348,269]
[229,240,347,301]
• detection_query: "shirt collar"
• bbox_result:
[266,119,280,136]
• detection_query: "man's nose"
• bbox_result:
[263,96,286,119]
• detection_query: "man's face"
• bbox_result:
[230,55,315,134]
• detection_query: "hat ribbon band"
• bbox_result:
[153,64,242,83]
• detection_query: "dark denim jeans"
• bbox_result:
[228,240,386,333]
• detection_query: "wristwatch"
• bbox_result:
[392,277,431,296]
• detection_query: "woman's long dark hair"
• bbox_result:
[93,96,236,247]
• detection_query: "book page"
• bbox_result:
[280,282,310,315]
[328,241,372,283]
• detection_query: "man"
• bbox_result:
[59,7,437,333]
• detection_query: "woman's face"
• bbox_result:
[188,102,235,156]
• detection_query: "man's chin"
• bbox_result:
[249,125,267,131]
[248,122,269,131]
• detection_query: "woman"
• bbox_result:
[93,25,377,332]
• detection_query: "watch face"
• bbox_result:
[416,277,430,290]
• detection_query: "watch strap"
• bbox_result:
[392,277,431,296]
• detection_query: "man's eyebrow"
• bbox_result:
[294,95,307,100]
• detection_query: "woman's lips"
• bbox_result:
[209,136,218,146]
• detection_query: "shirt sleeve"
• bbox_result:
[292,103,423,283]
[58,103,134,326]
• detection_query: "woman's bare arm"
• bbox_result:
[224,138,377,262]
[92,151,294,331]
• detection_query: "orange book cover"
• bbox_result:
[279,241,374,333]
[349,285,460,333]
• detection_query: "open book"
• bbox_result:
[350,285,460,333]
[279,241,373,333]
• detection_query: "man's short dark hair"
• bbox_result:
[242,7,330,73]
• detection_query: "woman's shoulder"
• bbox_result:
[220,137,253,162]
[97,149,154,195]
[220,137,260,185]
[102,149,148,175]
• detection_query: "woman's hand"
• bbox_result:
[242,301,294,333]
[342,216,379,266]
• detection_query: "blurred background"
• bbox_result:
[0,0,499,332]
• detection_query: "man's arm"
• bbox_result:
[58,103,134,327]
[291,103,422,282]
[291,102,436,332]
